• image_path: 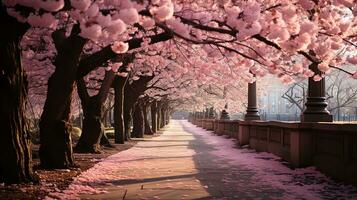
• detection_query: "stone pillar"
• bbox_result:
[301,63,333,122]
[220,104,230,120]
[208,107,215,119]
[245,81,261,121]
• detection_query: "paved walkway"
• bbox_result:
[56,120,357,200]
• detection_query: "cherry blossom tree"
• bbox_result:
[0,6,37,184]
[3,0,175,168]
[2,0,357,184]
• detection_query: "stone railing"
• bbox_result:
[190,118,357,186]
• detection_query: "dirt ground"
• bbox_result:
[0,135,161,200]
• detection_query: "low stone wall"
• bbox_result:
[190,118,357,186]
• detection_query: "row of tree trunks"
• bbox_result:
[0,11,37,184]
[39,26,87,169]
[0,12,173,184]
[123,76,155,140]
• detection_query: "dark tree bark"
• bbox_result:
[161,108,166,128]
[123,91,136,140]
[0,10,37,184]
[131,101,145,138]
[75,71,115,153]
[39,26,86,169]
[75,95,104,153]
[113,76,128,144]
[157,105,162,130]
[151,100,158,133]
[123,76,154,140]
[100,132,112,147]
[143,101,153,135]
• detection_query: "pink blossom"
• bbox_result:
[27,13,58,29]
[243,2,261,23]
[3,0,16,7]
[299,21,317,34]
[150,2,174,21]
[317,63,330,73]
[86,3,99,18]
[313,74,322,81]
[282,6,297,22]
[314,41,331,57]
[346,55,357,64]
[295,33,311,51]
[118,8,139,25]
[107,19,127,36]
[70,0,91,11]
[280,74,295,84]
[117,72,128,77]
[339,22,351,33]
[291,63,303,73]
[166,18,190,38]
[6,8,26,23]
[141,17,155,29]
[79,24,102,41]
[111,41,129,54]
[96,14,112,27]
[268,25,290,41]
[111,62,123,72]
[298,0,315,10]
[39,0,64,12]
[303,69,315,77]
[335,0,354,7]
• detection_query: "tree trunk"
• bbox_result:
[100,132,113,147]
[131,102,145,138]
[0,12,37,184]
[113,76,128,144]
[124,102,134,141]
[157,106,162,130]
[151,101,158,133]
[75,96,104,153]
[39,26,86,169]
[143,102,153,135]
[75,71,115,153]
[160,108,165,128]
[123,75,154,140]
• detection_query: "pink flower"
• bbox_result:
[118,8,139,25]
[111,42,129,54]
[39,0,64,12]
[298,0,315,10]
[291,63,303,73]
[27,13,58,29]
[111,62,123,72]
[141,17,155,29]
[70,0,91,11]
[346,56,357,65]
[313,74,322,81]
[79,24,102,41]
[107,19,127,36]
[317,62,330,73]
[150,2,174,21]
[303,69,315,77]
[280,74,295,84]
[86,3,99,18]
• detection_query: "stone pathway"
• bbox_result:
[55,120,357,200]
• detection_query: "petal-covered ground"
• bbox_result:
[48,120,357,200]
